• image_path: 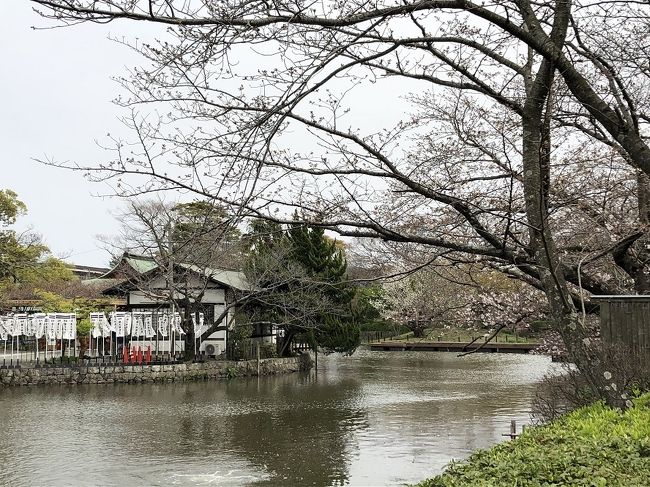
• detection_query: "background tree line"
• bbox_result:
[0,189,76,303]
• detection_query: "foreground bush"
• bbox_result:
[532,344,650,423]
[416,393,650,486]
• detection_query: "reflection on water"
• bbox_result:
[0,350,555,486]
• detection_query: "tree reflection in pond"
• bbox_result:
[226,374,366,485]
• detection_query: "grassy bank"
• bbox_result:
[415,393,650,486]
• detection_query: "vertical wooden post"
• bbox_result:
[502,420,518,440]
[256,342,260,376]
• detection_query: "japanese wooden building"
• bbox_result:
[94,253,252,357]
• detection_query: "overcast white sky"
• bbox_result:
[2,2,167,267]
[2,2,418,268]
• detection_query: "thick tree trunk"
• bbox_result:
[411,322,425,338]
[615,241,650,293]
[638,171,650,225]
[519,0,624,407]
[183,322,195,362]
[630,172,650,293]
[610,169,650,293]
[522,102,623,407]
[181,303,196,362]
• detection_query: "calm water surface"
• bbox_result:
[0,350,555,486]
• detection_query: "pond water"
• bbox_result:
[0,350,556,486]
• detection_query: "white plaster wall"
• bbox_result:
[129,287,225,305]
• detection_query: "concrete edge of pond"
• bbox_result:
[0,353,314,387]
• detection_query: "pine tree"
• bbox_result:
[287,219,359,354]
[242,218,360,355]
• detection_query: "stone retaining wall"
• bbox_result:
[0,354,312,387]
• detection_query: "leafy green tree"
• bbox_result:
[242,219,307,354]
[0,190,30,282]
[288,221,359,353]
[0,190,74,292]
[350,285,387,327]
[0,190,27,226]
[288,223,347,282]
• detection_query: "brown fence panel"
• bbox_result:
[594,296,650,365]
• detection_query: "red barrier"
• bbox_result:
[122,346,129,363]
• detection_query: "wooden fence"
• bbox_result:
[360,330,401,343]
[593,296,650,362]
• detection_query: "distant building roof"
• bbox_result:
[123,254,159,275]
[101,252,159,278]
[177,263,252,292]
[81,277,125,289]
[98,252,250,292]
[68,264,111,280]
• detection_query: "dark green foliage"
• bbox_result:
[243,218,369,355]
[415,393,650,487]
[170,200,241,267]
[357,319,407,334]
[287,219,355,321]
[228,313,254,360]
[0,189,74,288]
[287,221,347,282]
[314,316,361,354]
[350,285,385,323]
[245,219,286,256]
[172,201,234,243]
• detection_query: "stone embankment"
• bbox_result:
[0,354,312,387]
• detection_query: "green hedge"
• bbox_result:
[415,393,650,486]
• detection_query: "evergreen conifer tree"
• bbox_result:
[243,217,361,355]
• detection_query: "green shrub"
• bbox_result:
[225,367,237,379]
[259,342,277,358]
[415,393,650,487]
[532,343,650,423]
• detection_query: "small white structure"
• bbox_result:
[98,253,251,357]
